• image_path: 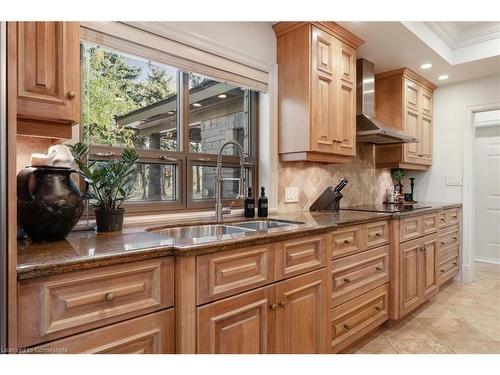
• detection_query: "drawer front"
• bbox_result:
[331,284,389,353]
[438,245,459,265]
[32,309,174,354]
[422,213,438,235]
[19,258,174,347]
[364,221,389,249]
[331,246,389,307]
[400,216,422,242]
[439,208,460,228]
[197,244,275,305]
[275,235,327,280]
[438,256,459,286]
[330,226,364,259]
[438,225,459,251]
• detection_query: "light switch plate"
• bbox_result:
[285,187,299,203]
[446,176,463,186]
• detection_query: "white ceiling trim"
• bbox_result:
[425,22,500,49]
[402,21,500,65]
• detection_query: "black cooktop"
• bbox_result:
[341,203,432,213]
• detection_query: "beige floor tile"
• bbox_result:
[412,301,458,319]
[416,317,496,342]
[443,340,500,354]
[388,339,453,354]
[383,317,438,341]
[355,336,397,354]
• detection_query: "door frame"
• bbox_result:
[462,102,500,283]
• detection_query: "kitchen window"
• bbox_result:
[80,40,258,214]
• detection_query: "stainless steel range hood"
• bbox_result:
[356,58,417,144]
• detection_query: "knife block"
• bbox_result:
[309,187,343,212]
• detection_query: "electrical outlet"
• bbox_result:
[446,176,463,186]
[285,187,299,203]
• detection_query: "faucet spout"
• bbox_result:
[215,141,246,222]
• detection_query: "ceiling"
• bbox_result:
[338,21,500,86]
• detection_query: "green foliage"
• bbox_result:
[391,168,406,183]
[69,143,139,210]
[81,45,175,148]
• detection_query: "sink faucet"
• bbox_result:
[215,141,246,222]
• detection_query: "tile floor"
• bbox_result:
[351,262,500,354]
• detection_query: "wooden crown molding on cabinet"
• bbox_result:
[375,67,437,92]
[272,22,364,50]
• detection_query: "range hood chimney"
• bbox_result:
[356,58,417,144]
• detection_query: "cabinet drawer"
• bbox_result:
[197,244,275,305]
[331,246,389,307]
[18,258,174,347]
[364,221,389,249]
[400,216,422,242]
[438,245,459,265]
[438,226,459,251]
[330,226,364,259]
[331,284,389,353]
[438,256,459,286]
[439,208,460,228]
[275,235,327,280]
[422,213,438,235]
[32,309,174,354]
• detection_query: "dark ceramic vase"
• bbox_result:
[94,208,125,232]
[17,166,85,242]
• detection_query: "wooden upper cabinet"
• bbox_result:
[273,22,363,163]
[374,68,436,170]
[12,21,80,139]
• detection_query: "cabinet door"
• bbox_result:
[405,79,419,111]
[275,269,327,354]
[403,108,421,164]
[337,80,356,156]
[421,236,439,301]
[197,286,274,354]
[33,309,174,354]
[16,22,80,124]
[311,27,337,154]
[400,239,422,317]
[420,115,432,164]
[421,89,433,117]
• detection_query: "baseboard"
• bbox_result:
[474,257,500,265]
[461,263,475,283]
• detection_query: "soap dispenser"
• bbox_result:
[244,187,255,218]
[257,187,268,217]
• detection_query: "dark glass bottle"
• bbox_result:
[257,186,268,217]
[244,187,255,218]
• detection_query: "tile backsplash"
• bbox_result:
[278,143,393,212]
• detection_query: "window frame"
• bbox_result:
[79,40,259,215]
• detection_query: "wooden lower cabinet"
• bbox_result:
[331,284,389,353]
[275,269,327,354]
[197,286,274,354]
[32,309,174,354]
[197,269,327,354]
[399,234,438,317]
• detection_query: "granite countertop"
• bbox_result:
[17,202,462,280]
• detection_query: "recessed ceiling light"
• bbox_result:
[438,75,449,80]
[420,63,432,69]
[217,94,227,99]
[192,103,202,107]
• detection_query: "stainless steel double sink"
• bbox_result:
[149,220,304,241]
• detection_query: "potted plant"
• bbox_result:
[70,142,139,232]
[391,168,406,195]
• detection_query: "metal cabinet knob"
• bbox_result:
[343,324,350,330]
[105,292,115,301]
[343,278,350,283]
[269,303,277,310]
[344,239,350,244]
[376,266,383,272]
[67,90,76,99]
[375,306,382,311]
[278,300,286,307]
[375,233,381,237]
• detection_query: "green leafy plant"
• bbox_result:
[69,142,139,210]
[391,168,406,184]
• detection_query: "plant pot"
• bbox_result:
[94,208,125,232]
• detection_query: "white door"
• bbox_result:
[475,122,500,263]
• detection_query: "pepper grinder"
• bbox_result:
[409,177,415,202]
